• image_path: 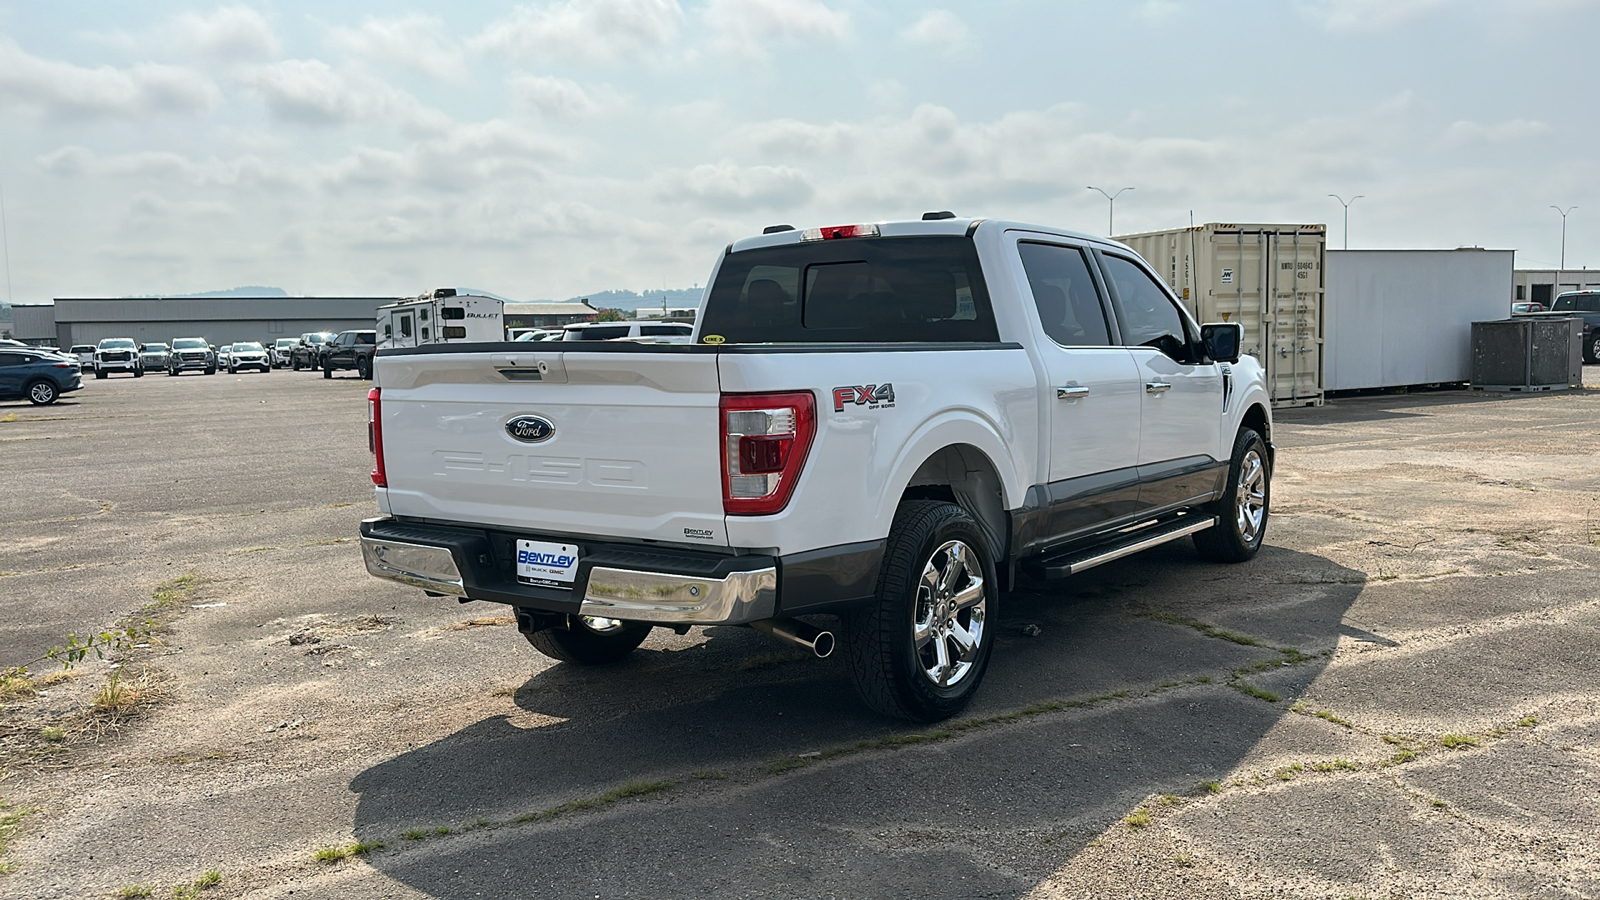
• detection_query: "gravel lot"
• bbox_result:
[2,368,1599,899]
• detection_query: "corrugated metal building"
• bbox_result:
[503,301,599,329]
[33,296,398,348]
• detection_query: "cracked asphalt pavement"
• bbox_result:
[2,368,1599,899]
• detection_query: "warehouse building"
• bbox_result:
[503,301,599,330]
[1513,268,1600,307]
[14,296,400,349]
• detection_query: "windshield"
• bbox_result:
[234,342,263,351]
[142,344,166,351]
[172,339,206,349]
[306,333,332,344]
[72,346,95,352]
[276,339,297,347]
[99,339,136,349]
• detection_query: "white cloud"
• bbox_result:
[38,146,288,189]
[328,16,465,81]
[701,0,851,58]
[1442,118,1553,147]
[509,74,621,118]
[1137,1,1183,23]
[252,59,451,131]
[654,161,814,210]
[0,39,219,118]
[899,10,968,49]
[1297,0,1451,32]
[316,121,573,191]
[472,0,683,64]
[167,6,281,64]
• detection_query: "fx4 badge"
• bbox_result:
[832,383,895,412]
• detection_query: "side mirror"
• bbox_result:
[1201,322,1243,363]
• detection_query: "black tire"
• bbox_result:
[1588,335,1600,365]
[525,616,652,664]
[1193,427,1271,563]
[322,363,333,379]
[205,367,216,375]
[843,500,998,722]
[167,367,176,376]
[25,379,58,405]
[292,358,301,371]
[133,367,143,378]
[95,370,107,380]
[357,356,371,380]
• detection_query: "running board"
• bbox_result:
[1027,516,1217,579]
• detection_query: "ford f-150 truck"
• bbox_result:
[359,215,1274,721]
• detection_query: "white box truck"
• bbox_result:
[1115,224,1326,408]
[377,289,504,349]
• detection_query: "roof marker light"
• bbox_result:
[800,223,881,241]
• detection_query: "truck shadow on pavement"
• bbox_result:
[349,543,1364,899]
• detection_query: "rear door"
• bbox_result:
[376,347,730,545]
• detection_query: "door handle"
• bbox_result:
[1056,385,1091,399]
[1145,381,1172,394]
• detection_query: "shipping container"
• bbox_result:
[1114,223,1327,408]
[1325,250,1515,391]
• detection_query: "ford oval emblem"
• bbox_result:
[505,414,556,443]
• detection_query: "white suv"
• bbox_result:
[560,321,694,343]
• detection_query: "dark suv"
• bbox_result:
[1531,290,1600,362]
[322,330,378,379]
[0,348,83,405]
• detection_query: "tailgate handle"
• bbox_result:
[492,355,551,382]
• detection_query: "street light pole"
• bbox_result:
[1551,205,1577,270]
[1087,186,1134,236]
[1328,194,1363,250]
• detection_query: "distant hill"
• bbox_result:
[568,288,703,313]
[117,286,291,298]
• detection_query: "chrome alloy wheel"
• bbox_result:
[913,540,988,688]
[1235,448,1267,543]
[29,381,56,404]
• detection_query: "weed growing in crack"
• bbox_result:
[1125,807,1152,829]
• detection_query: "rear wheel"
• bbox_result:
[95,370,107,380]
[133,367,143,378]
[26,379,58,405]
[322,363,333,379]
[843,500,997,722]
[1589,334,1600,365]
[1193,427,1270,563]
[525,616,652,664]
[356,356,371,380]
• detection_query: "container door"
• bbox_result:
[1265,231,1324,405]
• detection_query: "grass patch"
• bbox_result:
[313,845,349,864]
[1311,759,1360,773]
[435,826,452,836]
[692,769,725,780]
[1440,733,1481,750]
[1518,715,1539,728]
[1125,807,1151,829]
[0,672,37,702]
[143,573,201,614]
[1387,748,1419,766]
[39,726,65,743]
[1202,780,1222,794]
[1142,611,1265,647]
[92,669,166,718]
[404,828,429,841]
[0,413,16,424]
[0,804,36,860]
[1232,682,1280,703]
[1174,853,1195,868]
[515,779,678,823]
[1431,798,1448,809]
[171,869,223,899]
[1275,764,1304,781]
[116,887,153,899]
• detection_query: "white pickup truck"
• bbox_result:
[359,214,1274,721]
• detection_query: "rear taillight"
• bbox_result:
[368,387,387,487]
[720,392,815,516]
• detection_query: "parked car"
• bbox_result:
[68,345,96,368]
[165,338,215,375]
[271,338,299,368]
[512,329,557,342]
[0,347,82,405]
[321,330,378,379]
[216,344,234,370]
[1511,302,1545,315]
[291,332,335,370]
[1522,290,1600,362]
[227,342,271,374]
[360,214,1273,722]
[139,343,171,370]
[560,321,695,343]
[93,338,143,379]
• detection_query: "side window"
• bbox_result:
[0,353,25,367]
[1101,254,1193,361]
[1017,242,1112,346]
[400,315,413,338]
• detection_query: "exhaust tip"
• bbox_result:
[811,630,835,658]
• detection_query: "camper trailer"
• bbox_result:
[377,289,504,348]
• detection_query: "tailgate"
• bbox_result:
[376,347,729,546]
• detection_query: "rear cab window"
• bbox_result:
[697,236,999,343]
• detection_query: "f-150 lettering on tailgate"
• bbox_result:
[433,451,646,488]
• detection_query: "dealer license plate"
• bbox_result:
[515,539,580,587]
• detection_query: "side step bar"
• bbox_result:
[1027,516,1217,579]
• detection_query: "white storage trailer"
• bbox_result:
[1114,223,1327,408]
[377,289,503,349]
[1323,249,1515,391]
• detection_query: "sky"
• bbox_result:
[0,0,1596,304]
